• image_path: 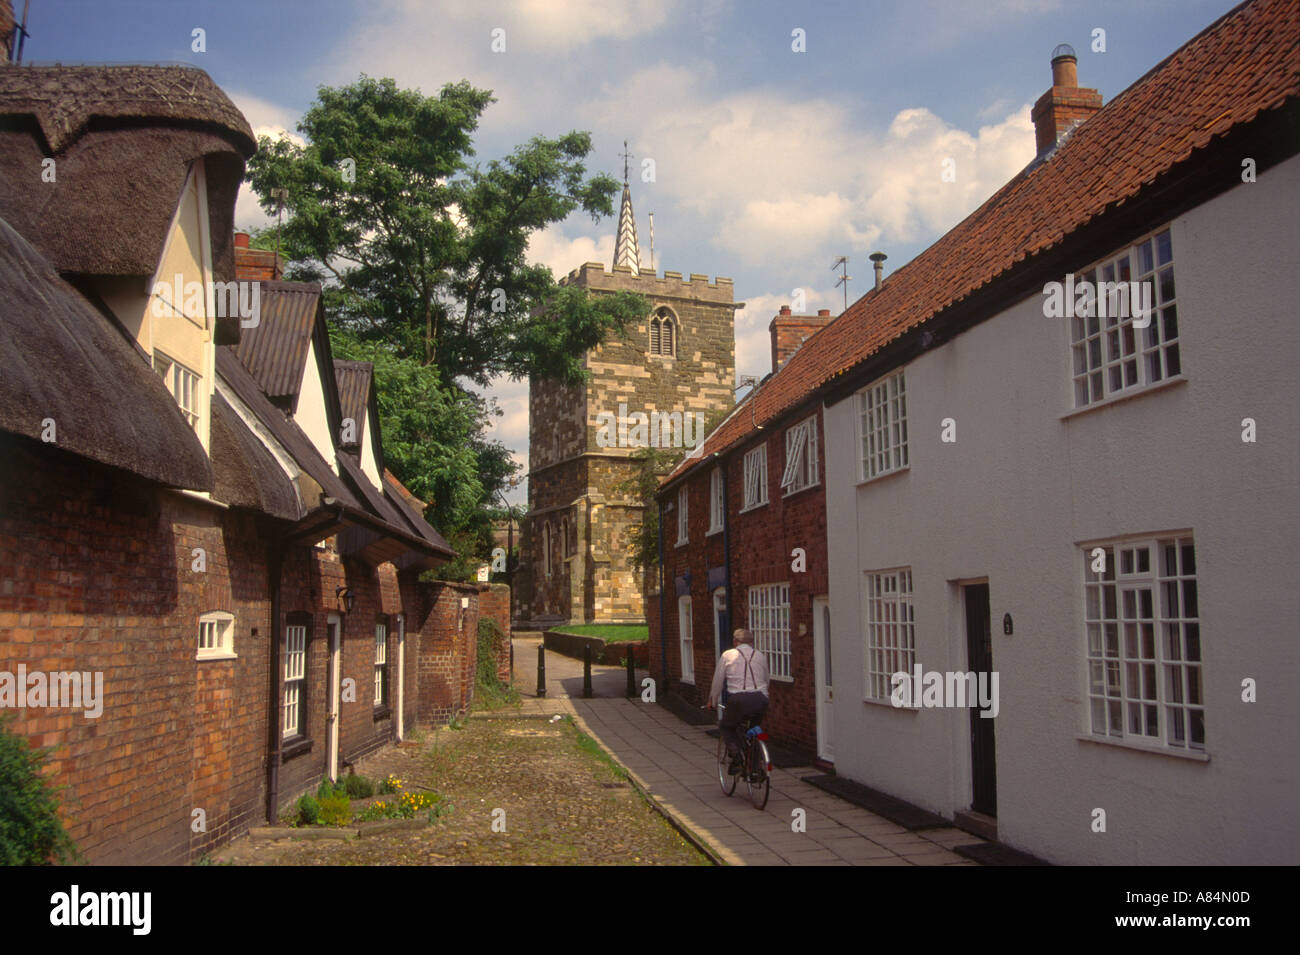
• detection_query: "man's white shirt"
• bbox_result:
[708,644,770,705]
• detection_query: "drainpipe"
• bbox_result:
[720,455,732,660]
[657,496,666,690]
[265,541,284,823]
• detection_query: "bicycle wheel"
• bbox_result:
[746,739,771,810]
[717,733,736,796]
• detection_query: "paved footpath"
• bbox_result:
[500,635,983,866]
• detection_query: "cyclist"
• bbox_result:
[707,628,770,775]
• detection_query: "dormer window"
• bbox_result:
[154,350,200,431]
[649,308,676,357]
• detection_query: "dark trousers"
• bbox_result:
[721,691,768,758]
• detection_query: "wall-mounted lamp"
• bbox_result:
[335,587,356,614]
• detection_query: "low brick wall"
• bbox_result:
[543,629,649,667]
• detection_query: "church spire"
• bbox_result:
[613,140,640,273]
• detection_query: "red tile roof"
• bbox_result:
[667,0,1299,486]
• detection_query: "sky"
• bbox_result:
[27,0,1242,507]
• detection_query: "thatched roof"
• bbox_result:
[0,65,254,154]
[0,216,212,490]
[0,66,253,343]
[210,390,300,520]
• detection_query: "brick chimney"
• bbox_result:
[234,231,284,281]
[770,306,832,373]
[1031,44,1102,157]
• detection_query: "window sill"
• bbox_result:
[1060,375,1188,421]
[196,651,237,662]
[675,538,689,548]
[680,677,695,686]
[706,526,724,537]
[782,480,821,499]
[738,500,769,515]
[769,674,794,684]
[855,465,909,489]
[1075,733,1209,762]
[862,695,918,711]
[372,705,391,722]
[281,737,312,762]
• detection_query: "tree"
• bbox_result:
[245,76,648,386]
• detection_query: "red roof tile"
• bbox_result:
[667,0,1299,485]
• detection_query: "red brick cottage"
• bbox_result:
[651,308,834,762]
[0,64,493,863]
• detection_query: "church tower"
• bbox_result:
[515,154,738,628]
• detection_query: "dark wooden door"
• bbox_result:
[965,584,997,817]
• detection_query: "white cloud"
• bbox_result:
[525,226,615,279]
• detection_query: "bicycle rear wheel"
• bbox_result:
[746,739,771,810]
[717,733,736,796]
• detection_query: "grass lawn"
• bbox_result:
[551,624,648,642]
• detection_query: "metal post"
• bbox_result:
[536,644,547,698]
[583,644,593,699]
[626,645,636,698]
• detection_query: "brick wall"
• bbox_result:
[478,582,512,682]
[0,433,479,863]
[653,406,827,757]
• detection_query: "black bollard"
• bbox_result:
[536,644,546,698]
[626,646,636,698]
[583,644,593,698]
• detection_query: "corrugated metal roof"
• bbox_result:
[231,282,322,401]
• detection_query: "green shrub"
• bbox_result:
[342,774,373,799]
[295,794,320,826]
[378,774,402,795]
[316,778,345,801]
[474,618,520,710]
[318,793,351,826]
[0,715,78,865]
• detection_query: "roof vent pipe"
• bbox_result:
[870,251,887,291]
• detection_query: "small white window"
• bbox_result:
[864,569,914,702]
[1084,535,1203,751]
[679,595,694,684]
[676,487,689,546]
[283,623,307,739]
[154,350,201,431]
[742,444,768,511]
[1071,228,1180,409]
[781,414,819,494]
[748,583,791,680]
[374,621,388,706]
[707,468,725,535]
[858,370,908,482]
[197,611,235,661]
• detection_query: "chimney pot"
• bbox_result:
[1050,43,1079,87]
[817,309,830,317]
[234,232,250,249]
[779,305,791,315]
[1033,44,1102,157]
[869,251,887,291]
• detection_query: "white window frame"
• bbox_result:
[678,595,694,684]
[154,350,201,431]
[781,413,819,494]
[707,467,725,535]
[1083,535,1204,752]
[374,621,388,707]
[748,582,791,681]
[676,487,689,546]
[1070,227,1181,410]
[197,610,235,661]
[863,568,914,703]
[857,370,908,482]
[741,444,768,512]
[283,623,307,739]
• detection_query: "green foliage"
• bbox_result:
[355,790,442,821]
[474,618,520,710]
[379,774,402,796]
[245,75,649,385]
[342,774,374,799]
[315,778,345,800]
[318,793,352,827]
[0,715,78,865]
[295,794,320,827]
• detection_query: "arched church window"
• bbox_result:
[649,308,677,357]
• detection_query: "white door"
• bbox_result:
[395,614,406,741]
[812,596,834,762]
[326,614,342,781]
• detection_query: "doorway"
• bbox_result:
[963,584,996,817]
[326,613,342,782]
[812,596,834,762]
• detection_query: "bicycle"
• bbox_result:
[714,702,771,810]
